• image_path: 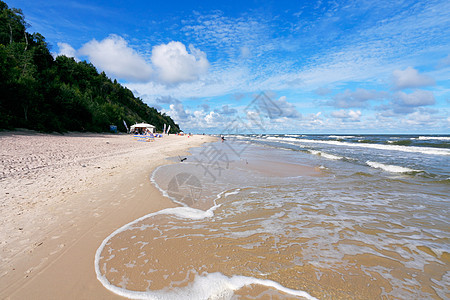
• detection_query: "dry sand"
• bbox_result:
[0,130,215,299]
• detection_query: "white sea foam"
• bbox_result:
[95,205,317,300]
[366,161,419,173]
[308,150,343,160]
[417,136,450,141]
[150,165,206,208]
[160,206,221,220]
[265,136,450,156]
[96,271,318,300]
[328,135,355,139]
[150,165,171,200]
[224,189,241,197]
[233,135,249,140]
[266,136,299,142]
[285,134,305,137]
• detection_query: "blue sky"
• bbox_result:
[9,0,450,133]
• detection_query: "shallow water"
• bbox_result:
[96,135,449,299]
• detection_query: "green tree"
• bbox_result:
[0,0,181,133]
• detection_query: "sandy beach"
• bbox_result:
[1,132,448,299]
[0,130,215,299]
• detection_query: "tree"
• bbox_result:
[0,0,181,133]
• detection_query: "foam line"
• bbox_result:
[366,161,420,173]
[95,206,317,299]
[95,206,221,291]
[95,271,318,300]
[266,136,450,156]
[224,189,241,197]
[328,135,355,139]
[417,136,450,141]
[308,150,344,160]
[149,165,191,207]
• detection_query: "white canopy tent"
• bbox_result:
[130,123,156,133]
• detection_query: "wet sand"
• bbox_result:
[94,141,327,299]
[0,130,215,299]
[95,139,449,299]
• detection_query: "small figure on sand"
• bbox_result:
[221,135,225,142]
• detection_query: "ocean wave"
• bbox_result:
[285,134,306,137]
[266,136,299,142]
[264,136,450,156]
[308,150,344,160]
[328,135,355,139]
[417,136,450,141]
[357,139,378,144]
[232,135,251,140]
[387,140,412,146]
[366,161,420,173]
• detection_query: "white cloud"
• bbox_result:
[161,103,236,131]
[125,5,446,101]
[271,96,302,119]
[63,1,448,133]
[79,34,153,82]
[214,105,237,115]
[168,103,190,120]
[248,93,301,120]
[377,90,436,115]
[181,12,271,57]
[331,110,361,122]
[331,88,388,108]
[245,110,263,128]
[404,110,437,126]
[392,67,435,90]
[75,36,209,85]
[394,90,435,107]
[204,111,225,125]
[55,42,78,60]
[151,42,209,84]
[304,112,324,126]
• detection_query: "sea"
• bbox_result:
[95,134,449,299]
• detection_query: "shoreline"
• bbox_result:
[90,136,449,299]
[3,132,447,298]
[0,131,216,299]
[92,139,324,299]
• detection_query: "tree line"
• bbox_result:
[0,1,180,133]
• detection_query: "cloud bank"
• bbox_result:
[331,89,388,108]
[331,110,362,122]
[394,90,435,107]
[392,67,435,90]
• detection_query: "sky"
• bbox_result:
[8,0,450,133]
